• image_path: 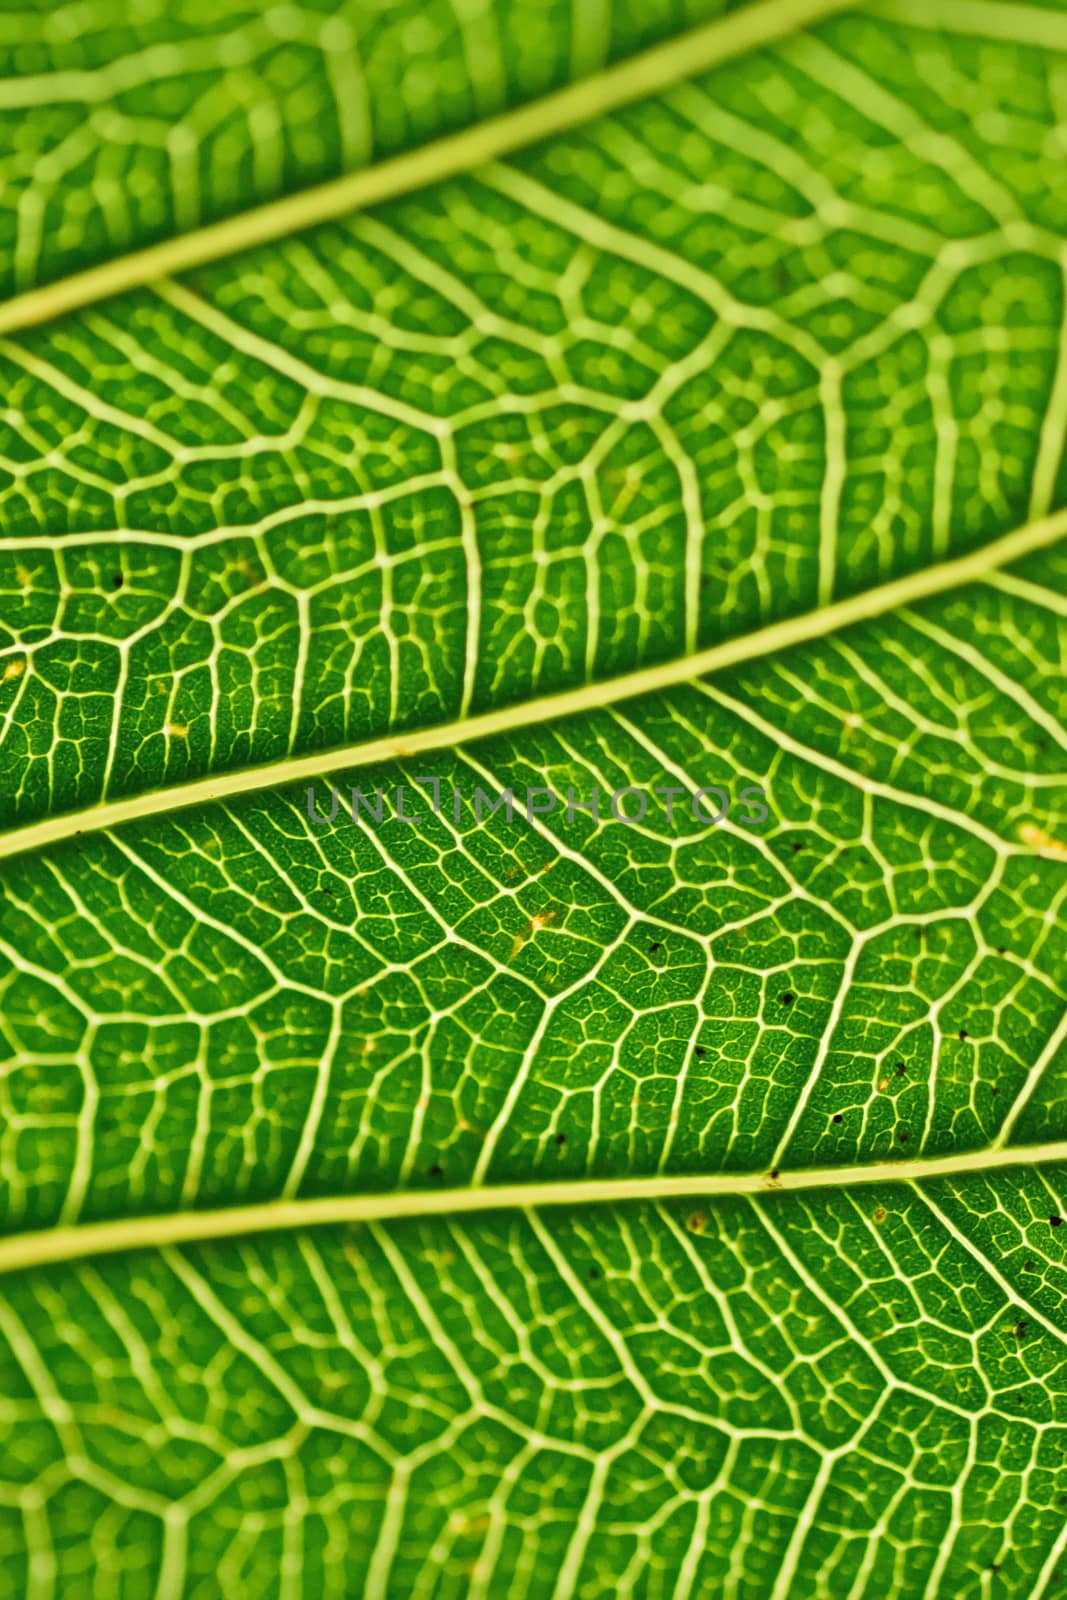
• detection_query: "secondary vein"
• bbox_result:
[1,1136,1065,1277]
[0,501,1063,863]
[0,0,850,339]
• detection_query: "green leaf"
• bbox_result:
[1,0,1067,1593]
[0,0,746,295]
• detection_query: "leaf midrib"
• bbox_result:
[2,1137,1066,1278]
[2,503,1063,861]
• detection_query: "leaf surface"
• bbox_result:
[1,1,1067,1594]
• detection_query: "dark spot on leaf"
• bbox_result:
[695,1047,706,1058]
[588,1267,600,1280]
[111,574,123,590]
[899,1131,909,1143]
[649,942,662,954]
[554,1134,566,1147]
[833,1114,843,1124]
[997,947,1007,955]
[780,992,795,1006]
[992,1086,999,1095]
[1050,1215,1063,1227]
[1015,1320,1028,1339]
[791,842,803,853]
[959,1030,968,1040]
[1024,1260,1034,1271]
[429,1165,443,1178]
[769,1169,779,1181]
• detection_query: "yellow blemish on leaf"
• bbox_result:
[873,1206,887,1223]
[3,658,26,681]
[450,1513,491,1535]
[233,555,266,593]
[163,722,187,738]
[509,909,556,958]
[1020,823,1067,861]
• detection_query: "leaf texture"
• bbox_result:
[1,0,1067,1595]
[0,0,745,294]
